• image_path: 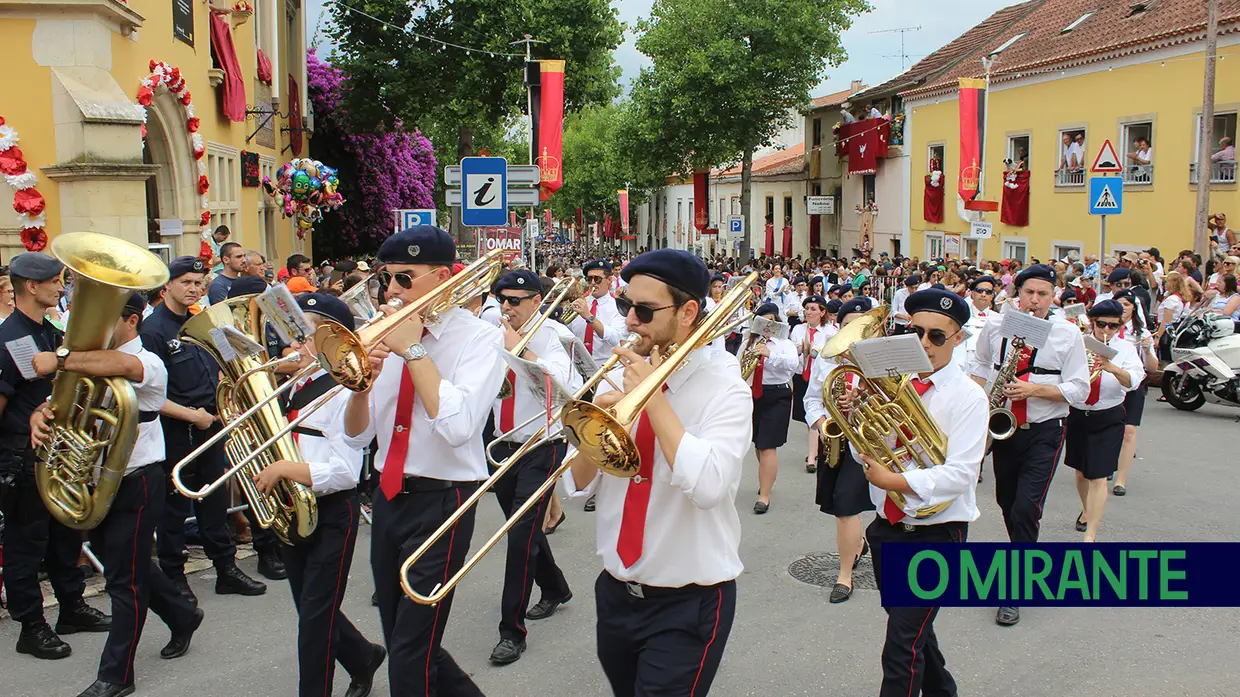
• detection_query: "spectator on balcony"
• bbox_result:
[1126,137,1152,166]
[1212,136,1235,163]
[1074,132,1087,167]
[839,102,858,125]
[865,103,883,120]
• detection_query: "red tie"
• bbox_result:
[500,369,516,432]
[380,330,429,501]
[751,355,766,398]
[286,379,308,444]
[802,328,816,381]
[1086,372,1102,405]
[583,299,599,353]
[616,386,667,568]
[1010,347,1032,427]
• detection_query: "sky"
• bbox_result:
[307,0,1016,99]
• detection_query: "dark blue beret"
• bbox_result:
[494,270,541,294]
[124,291,147,314]
[168,255,207,280]
[227,275,269,298]
[802,294,828,310]
[9,252,64,281]
[828,284,850,296]
[930,283,947,290]
[970,275,997,289]
[825,298,843,315]
[298,293,355,330]
[582,259,613,276]
[620,249,710,301]
[378,225,455,266]
[1088,299,1124,318]
[710,274,726,285]
[793,276,808,286]
[754,302,780,319]
[1060,288,1078,302]
[904,274,921,286]
[1113,289,1136,303]
[1014,263,1056,288]
[837,297,871,324]
[1107,268,1131,283]
[905,288,970,328]
[810,275,824,288]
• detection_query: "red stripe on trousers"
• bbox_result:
[689,587,723,697]
[424,488,463,696]
[123,476,149,685]
[906,608,937,697]
[322,498,357,697]
[515,467,552,636]
[1033,428,1067,532]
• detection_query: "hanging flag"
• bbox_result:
[536,60,565,201]
[618,189,630,239]
[693,170,709,231]
[957,78,986,204]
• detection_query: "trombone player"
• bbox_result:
[485,270,575,665]
[563,249,751,697]
[342,226,505,696]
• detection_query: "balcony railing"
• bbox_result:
[1123,164,1153,185]
[1189,161,1238,184]
[1055,168,1086,187]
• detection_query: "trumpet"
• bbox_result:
[399,271,760,605]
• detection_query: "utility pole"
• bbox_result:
[870,26,921,72]
[1193,0,1219,258]
[511,34,545,269]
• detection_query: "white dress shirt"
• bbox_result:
[765,276,790,306]
[784,291,807,321]
[120,337,167,472]
[891,287,911,325]
[561,348,752,587]
[544,319,588,390]
[737,334,798,386]
[969,313,1091,423]
[290,370,363,495]
[478,295,503,327]
[1070,335,1144,411]
[869,362,988,525]
[491,323,574,442]
[344,308,506,481]
[789,322,833,377]
[570,293,627,363]
[802,353,842,426]
[704,296,727,352]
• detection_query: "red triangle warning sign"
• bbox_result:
[1091,139,1123,173]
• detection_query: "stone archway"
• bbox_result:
[143,91,201,257]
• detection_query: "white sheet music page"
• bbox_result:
[1084,335,1118,360]
[748,316,790,341]
[500,351,575,411]
[1062,303,1087,320]
[256,284,315,345]
[4,335,39,380]
[558,333,598,377]
[849,334,933,378]
[998,310,1053,350]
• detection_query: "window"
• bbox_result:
[1003,240,1028,264]
[925,232,944,260]
[783,196,793,228]
[990,33,1026,56]
[764,196,775,226]
[812,117,822,147]
[965,238,983,261]
[1052,242,1083,263]
[676,199,683,234]
[719,198,726,227]
[1121,121,1154,184]
[207,143,240,236]
[927,144,945,173]
[1061,11,1094,33]
[1192,112,1238,184]
[862,175,876,207]
[1055,128,1087,186]
[1006,135,1030,171]
[731,196,740,215]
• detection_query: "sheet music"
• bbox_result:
[848,334,933,378]
[748,315,790,341]
[1062,303,1086,319]
[216,325,265,359]
[256,284,315,345]
[1084,335,1118,360]
[998,309,1053,350]
[208,328,239,363]
[558,333,598,378]
[500,351,575,411]
[5,335,39,380]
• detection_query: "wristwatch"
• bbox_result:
[55,346,70,372]
[402,343,427,362]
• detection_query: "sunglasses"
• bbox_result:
[910,325,962,347]
[1094,320,1123,330]
[586,275,608,285]
[615,295,675,324]
[973,287,995,295]
[1112,281,1131,288]
[497,293,535,306]
[379,268,435,290]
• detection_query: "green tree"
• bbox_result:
[632,0,869,259]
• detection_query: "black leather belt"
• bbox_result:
[605,572,729,600]
[124,462,161,478]
[993,364,1062,375]
[291,426,325,439]
[139,411,159,423]
[398,476,475,494]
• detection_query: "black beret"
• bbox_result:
[754,302,780,318]
[582,259,613,275]
[802,294,828,310]
[825,298,843,315]
[493,270,542,294]
[1107,268,1131,283]
[930,283,947,290]
[620,249,710,301]
[970,275,997,289]
[710,274,726,285]
[1014,263,1056,288]
[124,291,147,314]
[227,275,269,298]
[334,259,359,274]
[1060,288,1078,302]
[168,255,207,280]
[836,297,871,325]
[378,225,455,266]
[905,288,970,328]
[1113,289,1136,303]
[828,284,850,296]
[298,293,355,330]
[810,275,823,287]
[793,276,808,286]
[1088,299,1124,318]
[9,252,64,281]
[904,274,921,287]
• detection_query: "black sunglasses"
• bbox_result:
[910,325,962,347]
[497,293,535,306]
[1094,320,1123,329]
[379,270,415,289]
[615,295,675,324]
[973,287,995,295]
[586,275,608,285]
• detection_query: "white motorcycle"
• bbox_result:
[1159,311,1240,411]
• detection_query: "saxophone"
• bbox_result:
[740,337,768,381]
[986,337,1028,444]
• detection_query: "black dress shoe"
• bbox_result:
[256,548,288,581]
[526,590,572,620]
[753,500,769,514]
[996,606,1020,626]
[74,679,135,697]
[215,563,267,596]
[170,575,198,606]
[584,495,596,512]
[344,642,387,697]
[55,600,112,634]
[854,539,870,570]
[16,621,72,659]
[160,608,205,659]
[1113,484,1127,496]
[829,583,853,603]
[489,638,526,665]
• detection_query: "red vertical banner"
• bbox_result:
[537,60,565,201]
[957,78,986,204]
[693,170,709,231]
[618,189,631,239]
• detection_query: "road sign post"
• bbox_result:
[458,157,509,228]
[727,215,745,241]
[1089,175,1124,292]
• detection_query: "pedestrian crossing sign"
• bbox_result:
[1089,176,1123,216]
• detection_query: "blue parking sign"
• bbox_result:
[395,209,435,233]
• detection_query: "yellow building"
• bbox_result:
[904,0,1239,264]
[0,0,308,264]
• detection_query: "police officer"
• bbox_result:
[0,252,109,659]
[140,256,268,604]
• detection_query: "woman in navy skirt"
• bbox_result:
[1110,289,1159,497]
[740,303,799,514]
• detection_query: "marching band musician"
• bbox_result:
[739,302,798,514]
[1111,288,1158,497]
[969,263,1090,627]
[31,292,203,697]
[570,259,627,366]
[859,289,987,697]
[251,292,387,697]
[563,249,751,697]
[342,226,505,696]
[790,295,833,474]
[140,257,271,605]
[890,275,918,334]
[705,274,729,353]
[802,297,876,603]
[485,270,574,665]
[1065,299,1144,542]
[0,253,109,660]
[784,276,808,328]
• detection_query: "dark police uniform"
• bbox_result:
[139,256,266,598]
[0,252,108,659]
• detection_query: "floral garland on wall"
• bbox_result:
[0,116,49,252]
[135,60,211,228]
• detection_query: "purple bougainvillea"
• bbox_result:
[307,50,437,255]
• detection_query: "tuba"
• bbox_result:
[820,306,953,518]
[176,296,318,546]
[36,232,169,530]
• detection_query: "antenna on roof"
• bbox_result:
[870,25,922,72]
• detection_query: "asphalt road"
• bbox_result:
[3,392,1239,697]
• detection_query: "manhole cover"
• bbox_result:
[789,552,877,590]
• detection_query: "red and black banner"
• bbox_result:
[957,78,985,203]
[529,60,565,201]
[693,170,710,231]
[924,175,945,223]
[618,189,630,238]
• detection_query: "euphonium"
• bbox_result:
[35,232,169,530]
[986,337,1027,444]
[555,277,588,325]
[740,337,768,380]
[177,295,317,546]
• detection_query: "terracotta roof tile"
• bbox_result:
[810,86,862,110]
[715,144,806,177]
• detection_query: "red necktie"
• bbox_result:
[885,378,933,525]
[616,386,667,568]
[500,369,516,432]
[802,328,816,381]
[751,354,766,398]
[286,379,308,444]
[380,369,416,501]
[583,299,599,353]
[1010,347,1032,427]
[1119,326,1126,339]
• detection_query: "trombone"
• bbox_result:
[399,271,760,606]
[498,277,578,399]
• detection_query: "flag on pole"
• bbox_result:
[535,60,565,201]
[619,189,632,240]
[957,78,986,204]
